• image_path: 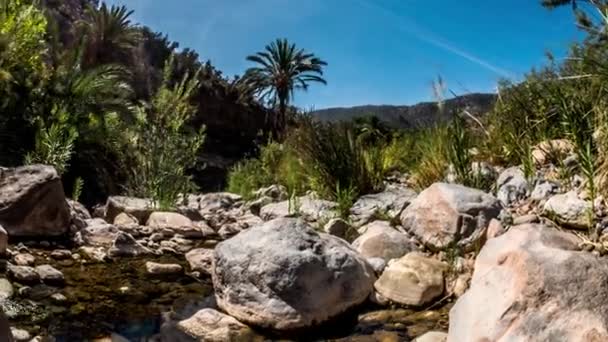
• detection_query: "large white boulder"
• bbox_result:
[448,224,608,342]
[212,218,376,330]
[0,165,70,236]
[400,183,501,251]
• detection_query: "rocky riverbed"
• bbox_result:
[4,246,210,340]
[1,243,449,341]
[3,143,608,342]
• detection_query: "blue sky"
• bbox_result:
[107,0,581,109]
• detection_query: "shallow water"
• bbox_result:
[4,246,449,341]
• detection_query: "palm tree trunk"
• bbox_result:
[277,97,287,140]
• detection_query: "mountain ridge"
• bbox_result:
[311,93,497,129]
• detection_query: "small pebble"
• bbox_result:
[145,262,183,275]
[50,293,68,304]
[13,253,35,266]
[10,328,31,342]
[50,249,72,260]
[149,233,164,242]
[17,286,30,297]
[0,278,14,300]
[15,244,28,253]
[8,265,39,284]
[34,265,64,284]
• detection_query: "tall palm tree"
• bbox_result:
[243,38,327,136]
[79,3,141,68]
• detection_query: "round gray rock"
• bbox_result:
[352,221,416,262]
[401,183,501,251]
[213,218,376,330]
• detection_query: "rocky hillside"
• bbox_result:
[312,93,497,129]
[37,1,271,198]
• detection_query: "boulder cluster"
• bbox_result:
[0,150,606,341]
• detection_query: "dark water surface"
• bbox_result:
[3,247,449,341]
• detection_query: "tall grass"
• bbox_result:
[290,118,383,199]
[410,125,449,189]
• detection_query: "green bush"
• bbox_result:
[290,119,383,199]
[410,125,450,190]
[227,141,308,199]
[124,57,205,209]
[334,183,357,220]
[227,158,272,199]
[379,132,418,173]
[24,106,78,174]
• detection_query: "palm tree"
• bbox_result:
[243,38,327,136]
[79,3,141,68]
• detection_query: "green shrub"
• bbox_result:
[124,57,205,210]
[227,141,308,199]
[410,125,449,190]
[275,148,308,195]
[379,133,418,173]
[290,119,383,199]
[227,158,272,199]
[24,106,78,175]
[71,177,84,202]
[334,183,357,220]
[446,116,473,185]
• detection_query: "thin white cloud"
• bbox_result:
[355,0,515,79]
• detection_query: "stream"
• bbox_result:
[2,244,450,341]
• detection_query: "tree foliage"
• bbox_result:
[243,38,327,136]
[124,56,205,209]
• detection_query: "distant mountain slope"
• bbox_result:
[312,93,497,129]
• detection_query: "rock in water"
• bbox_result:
[34,265,64,284]
[0,279,14,300]
[185,248,214,275]
[145,262,183,275]
[448,224,608,342]
[105,196,155,225]
[374,252,447,307]
[146,212,201,238]
[213,218,376,330]
[400,183,501,251]
[7,265,39,284]
[160,308,263,342]
[0,165,70,237]
[10,328,27,342]
[12,254,35,267]
[67,199,91,232]
[113,212,138,226]
[74,219,120,247]
[107,232,152,258]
